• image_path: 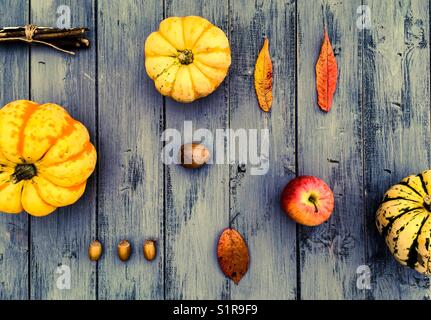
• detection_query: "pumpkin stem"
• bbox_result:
[177,49,194,65]
[424,195,431,211]
[12,163,37,183]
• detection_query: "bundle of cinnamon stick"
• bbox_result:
[0,25,90,55]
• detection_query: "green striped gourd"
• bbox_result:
[376,170,431,274]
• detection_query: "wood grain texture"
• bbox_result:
[29,0,97,300]
[229,0,297,299]
[0,0,29,300]
[164,0,230,300]
[297,0,365,299]
[364,0,431,300]
[1,0,431,300]
[97,0,164,299]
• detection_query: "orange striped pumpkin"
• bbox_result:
[0,100,97,216]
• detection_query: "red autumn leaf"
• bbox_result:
[217,228,249,285]
[316,31,338,112]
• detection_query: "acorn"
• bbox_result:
[88,240,103,261]
[117,240,132,262]
[143,240,157,261]
[179,143,211,169]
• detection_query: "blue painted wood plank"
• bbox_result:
[364,0,431,300]
[164,0,230,300]
[97,0,164,299]
[29,0,97,300]
[229,0,297,299]
[297,0,366,299]
[0,0,30,300]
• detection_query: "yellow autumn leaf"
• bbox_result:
[254,38,273,112]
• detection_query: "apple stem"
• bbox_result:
[309,197,319,213]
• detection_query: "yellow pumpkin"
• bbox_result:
[144,16,231,103]
[376,170,431,274]
[0,100,97,217]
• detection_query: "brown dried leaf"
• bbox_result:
[217,228,249,285]
[254,38,273,112]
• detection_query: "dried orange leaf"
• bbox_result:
[217,228,249,285]
[316,31,338,112]
[254,38,273,112]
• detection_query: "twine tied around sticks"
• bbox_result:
[24,24,37,41]
[0,24,75,55]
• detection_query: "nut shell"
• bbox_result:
[143,240,157,261]
[88,240,103,261]
[117,240,132,262]
[179,143,211,169]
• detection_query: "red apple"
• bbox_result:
[281,176,334,226]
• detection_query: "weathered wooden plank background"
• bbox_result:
[0,0,430,300]
[97,0,164,300]
[0,0,29,300]
[230,0,297,300]
[29,0,97,300]
[364,0,431,299]
[298,0,365,299]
